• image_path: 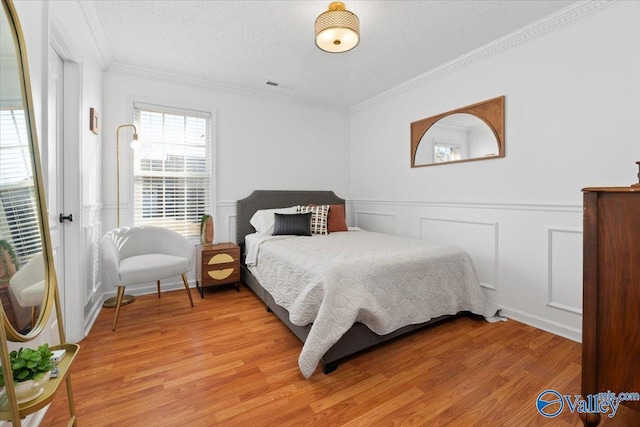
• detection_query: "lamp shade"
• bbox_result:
[315,2,359,53]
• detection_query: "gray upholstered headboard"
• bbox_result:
[235,190,345,250]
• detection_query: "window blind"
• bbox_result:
[133,104,211,237]
[0,108,42,266]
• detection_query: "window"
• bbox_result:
[133,103,212,237]
[0,108,42,265]
[433,141,462,163]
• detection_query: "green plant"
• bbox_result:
[0,238,20,279]
[0,344,53,387]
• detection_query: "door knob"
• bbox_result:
[59,213,73,223]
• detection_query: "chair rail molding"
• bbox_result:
[349,198,582,213]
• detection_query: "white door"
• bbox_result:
[46,45,66,342]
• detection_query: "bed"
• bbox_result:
[236,190,498,378]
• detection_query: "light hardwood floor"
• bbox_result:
[41,286,639,426]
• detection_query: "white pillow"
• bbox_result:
[250,206,298,234]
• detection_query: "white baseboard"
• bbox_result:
[83,297,104,339]
[499,305,581,343]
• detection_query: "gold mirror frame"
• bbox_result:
[1,0,56,342]
[411,96,505,167]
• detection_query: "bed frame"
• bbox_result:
[236,190,451,374]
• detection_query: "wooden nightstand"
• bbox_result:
[196,242,240,298]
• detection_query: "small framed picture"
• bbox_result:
[90,107,99,135]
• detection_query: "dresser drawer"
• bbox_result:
[201,262,240,285]
[196,243,241,295]
[203,248,240,265]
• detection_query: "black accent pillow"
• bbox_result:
[272,212,312,236]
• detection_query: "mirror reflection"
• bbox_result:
[0,3,45,335]
[411,96,505,167]
[414,113,499,165]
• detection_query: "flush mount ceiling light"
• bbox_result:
[315,2,360,53]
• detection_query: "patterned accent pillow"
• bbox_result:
[297,205,329,235]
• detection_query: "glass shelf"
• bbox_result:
[0,343,79,421]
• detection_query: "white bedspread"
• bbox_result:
[246,231,499,378]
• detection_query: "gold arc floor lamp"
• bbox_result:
[103,124,138,308]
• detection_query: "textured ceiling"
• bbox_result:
[82,0,576,108]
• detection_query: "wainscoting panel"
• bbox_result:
[215,200,236,244]
[355,211,396,234]
[82,205,104,338]
[419,217,498,290]
[350,199,583,342]
[547,227,582,315]
[227,214,237,243]
[84,221,101,300]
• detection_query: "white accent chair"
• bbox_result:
[9,252,45,327]
[100,225,195,331]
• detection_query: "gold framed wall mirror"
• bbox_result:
[411,96,505,167]
[0,0,56,342]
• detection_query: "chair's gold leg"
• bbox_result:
[157,280,161,298]
[112,286,125,331]
[182,274,194,307]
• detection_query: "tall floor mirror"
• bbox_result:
[0,0,79,425]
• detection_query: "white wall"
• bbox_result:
[100,70,351,297]
[349,1,640,341]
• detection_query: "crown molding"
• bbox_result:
[351,0,618,113]
[106,62,350,113]
[73,0,113,68]
[72,0,615,113]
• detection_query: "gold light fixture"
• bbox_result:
[315,2,360,53]
[103,124,138,309]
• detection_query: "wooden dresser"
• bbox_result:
[582,186,640,426]
[196,242,240,298]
